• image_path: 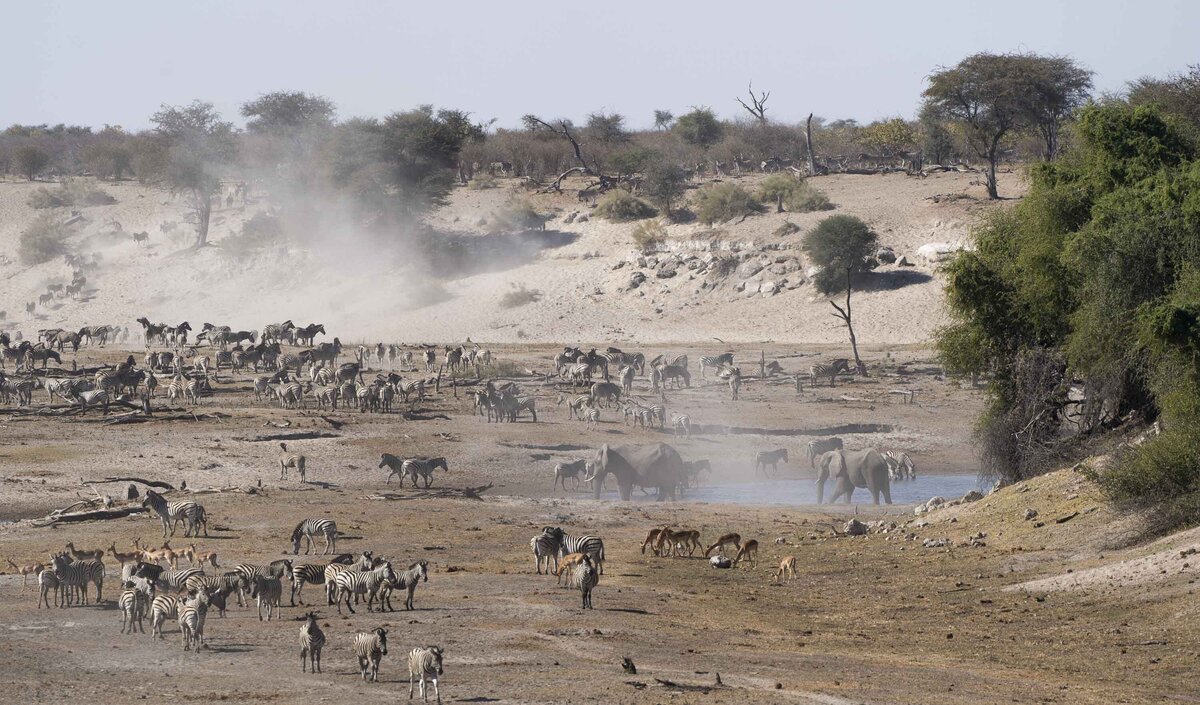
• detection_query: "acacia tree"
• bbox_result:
[1020,55,1092,160]
[924,53,1028,199]
[13,144,49,180]
[673,107,724,150]
[804,215,879,375]
[150,101,237,248]
[653,109,674,131]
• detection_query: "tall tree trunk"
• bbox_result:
[805,113,816,176]
[194,191,213,247]
[985,143,1000,200]
[829,269,866,376]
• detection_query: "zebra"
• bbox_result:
[530,530,560,575]
[557,392,592,420]
[279,442,307,482]
[290,554,354,605]
[409,646,445,703]
[119,581,150,634]
[401,457,449,488]
[50,553,104,605]
[618,364,635,393]
[566,361,592,386]
[353,627,388,682]
[178,590,209,652]
[251,574,283,621]
[883,450,917,480]
[323,552,375,605]
[545,527,605,574]
[164,375,197,405]
[271,381,306,409]
[671,413,691,438]
[809,358,850,388]
[291,518,337,555]
[656,364,690,389]
[234,559,293,605]
[642,402,667,428]
[699,352,734,378]
[380,453,409,484]
[183,572,243,614]
[74,389,111,414]
[805,437,844,467]
[300,612,326,673]
[150,593,180,638]
[333,561,396,614]
[142,489,207,538]
[755,448,789,477]
[582,406,600,430]
[38,569,61,609]
[553,459,590,491]
[159,567,204,592]
[569,554,599,609]
[375,559,429,611]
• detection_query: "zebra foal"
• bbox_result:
[409,646,445,704]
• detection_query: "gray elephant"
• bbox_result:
[815,448,892,504]
[584,443,685,501]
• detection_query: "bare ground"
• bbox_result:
[0,343,1196,705]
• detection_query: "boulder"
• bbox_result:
[876,247,897,264]
[656,267,677,279]
[897,255,914,267]
[737,260,765,278]
[923,538,950,548]
[844,518,868,536]
[577,214,589,222]
[962,490,984,503]
[760,281,778,296]
[564,211,578,224]
[1023,508,1039,521]
[611,260,626,271]
[916,242,963,264]
[629,271,647,288]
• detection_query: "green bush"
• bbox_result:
[594,190,657,222]
[693,183,761,225]
[756,174,834,213]
[18,214,70,265]
[631,220,666,252]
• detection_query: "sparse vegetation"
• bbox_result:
[774,221,801,237]
[499,283,543,309]
[220,212,283,257]
[490,199,546,231]
[468,172,497,189]
[18,213,70,264]
[27,182,115,209]
[13,145,50,180]
[755,174,833,213]
[631,220,666,252]
[694,183,761,225]
[594,190,657,222]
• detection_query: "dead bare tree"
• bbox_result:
[805,113,816,175]
[736,83,770,124]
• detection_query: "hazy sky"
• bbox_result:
[7,1,1198,131]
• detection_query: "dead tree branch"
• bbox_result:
[736,82,770,123]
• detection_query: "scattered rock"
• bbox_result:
[611,260,626,271]
[709,556,732,569]
[760,281,778,296]
[1024,508,1039,521]
[897,255,914,267]
[876,247,897,264]
[656,267,677,279]
[564,211,578,224]
[844,519,868,536]
[737,260,765,278]
[914,496,946,515]
[577,214,589,222]
[629,272,647,288]
[962,490,984,503]
[923,538,950,548]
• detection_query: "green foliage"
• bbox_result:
[693,183,761,225]
[380,105,486,212]
[631,220,666,252]
[653,110,674,130]
[241,91,336,133]
[861,118,917,156]
[82,140,132,180]
[755,174,834,213]
[150,101,238,246]
[1126,65,1200,138]
[640,163,688,215]
[918,102,958,164]
[802,215,879,294]
[607,146,655,176]
[18,213,69,264]
[594,190,657,222]
[13,145,49,180]
[673,107,724,149]
[584,112,628,145]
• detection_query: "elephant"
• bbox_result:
[584,443,685,501]
[815,448,892,504]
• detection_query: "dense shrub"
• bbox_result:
[802,215,879,295]
[594,190,657,222]
[693,183,761,225]
[641,163,689,216]
[18,214,70,264]
[756,174,834,213]
[631,220,666,252]
[219,212,282,257]
[13,145,49,180]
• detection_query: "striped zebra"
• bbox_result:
[38,569,61,608]
[119,581,150,634]
[271,381,306,409]
[530,530,560,575]
[184,572,243,614]
[408,646,445,703]
[805,437,844,467]
[354,627,389,682]
[50,553,104,605]
[755,448,789,477]
[142,490,207,538]
[300,612,326,673]
[883,450,917,481]
[279,442,307,482]
[546,527,605,574]
[160,567,204,592]
[375,560,429,611]
[671,413,691,438]
[651,353,688,371]
[727,367,742,400]
[566,362,592,386]
[291,518,337,555]
[251,574,283,621]
[809,358,850,388]
[164,375,196,405]
[569,555,599,609]
[558,392,592,420]
[582,406,600,430]
[290,554,353,605]
[311,364,335,386]
[178,591,209,652]
[323,552,376,605]
[333,561,396,614]
[150,594,180,638]
[699,352,734,378]
[617,364,635,393]
[641,402,666,428]
[234,559,293,605]
[401,457,449,489]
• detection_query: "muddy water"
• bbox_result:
[682,474,985,506]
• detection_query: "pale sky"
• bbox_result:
[6,0,1198,131]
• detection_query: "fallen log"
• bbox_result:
[234,431,340,442]
[362,483,495,502]
[93,476,175,490]
[31,505,145,527]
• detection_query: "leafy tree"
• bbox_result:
[641,162,688,216]
[149,101,238,247]
[803,215,879,374]
[584,112,628,145]
[653,109,674,131]
[241,91,336,133]
[861,118,916,157]
[918,102,956,164]
[1020,55,1093,160]
[673,107,724,150]
[607,146,655,176]
[379,105,486,213]
[924,53,1030,198]
[13,145,49,180]
[1127,64,1200,134]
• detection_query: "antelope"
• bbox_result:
[555,552,586,585]
[733,539,759,568]
[773,555,797,582]
[704,533,741,557]
[64,542,104,562]
[184,544,219,568]
[5,558,45,590]
[108,542,141,565]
